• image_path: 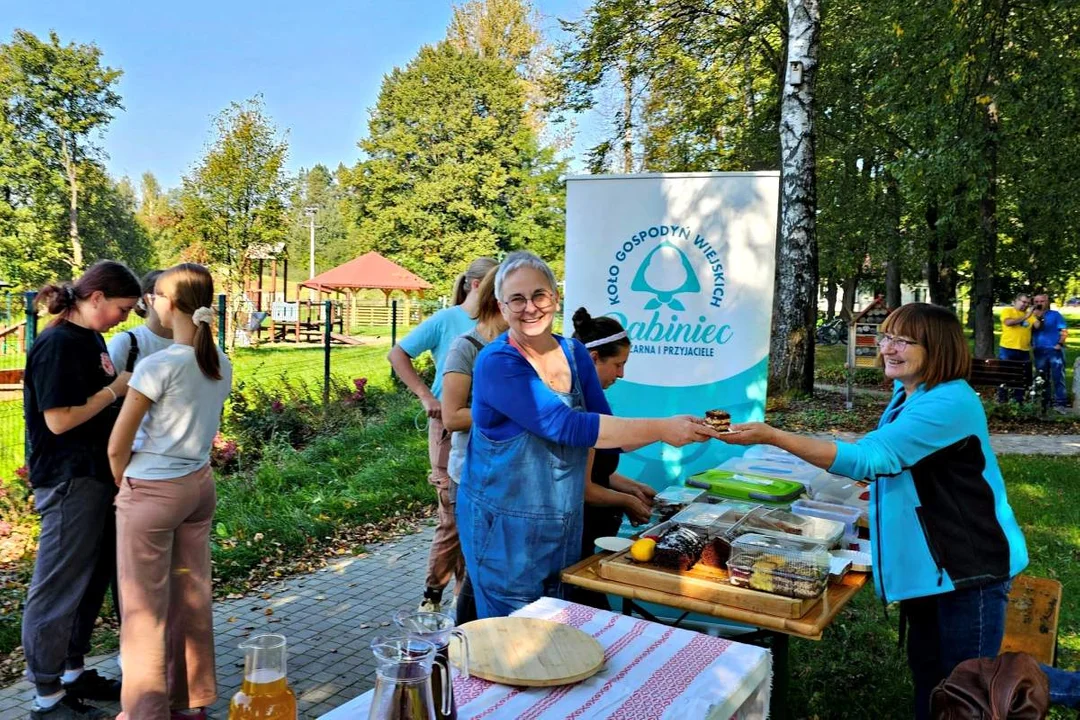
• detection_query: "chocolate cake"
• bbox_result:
[704,409,731,432]
[697,536,732,569]
[652,525,707,571]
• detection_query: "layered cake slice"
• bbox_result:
[704,409,731,432]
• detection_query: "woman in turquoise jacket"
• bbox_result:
[719,303,1029,719]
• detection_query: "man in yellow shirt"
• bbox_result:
[999,293,1035,401]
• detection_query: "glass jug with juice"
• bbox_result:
[392,611,469,720]
[369,634,448,720]
[228,634,298,720]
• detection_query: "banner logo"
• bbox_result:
[604,225,731,358]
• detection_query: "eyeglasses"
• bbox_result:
[876,333,919,351]
[503,290,556,314]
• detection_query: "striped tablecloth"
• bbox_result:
[320,596,771,719]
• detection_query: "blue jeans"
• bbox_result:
[997,348,1031,402]
[901,579,1011,720]
[1043,664,1080,707]
[1033,347,1068,406]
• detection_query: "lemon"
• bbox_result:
[630,538,657,562]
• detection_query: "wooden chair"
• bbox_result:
[1001,574,1062,666]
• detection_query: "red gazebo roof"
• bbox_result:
[299,252,433,293]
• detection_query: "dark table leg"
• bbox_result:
[770,631,790,720]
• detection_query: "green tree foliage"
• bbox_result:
[345,43,565,294]
[559,0,1080,358]
[175,97,289,290]
[0,30,123,273]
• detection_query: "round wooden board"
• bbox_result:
[450,617,604,687]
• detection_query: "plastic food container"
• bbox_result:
[668,503,735,534]
[718,457,822,487]
[727,533,830,599]
[687,469,805,506]
[791,498,863,538]
[743,507,845,548]
[651,486,707,523]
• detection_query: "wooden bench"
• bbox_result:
[970,358,1032,394]
[0,368,23,392]
[1001,574,1062,665]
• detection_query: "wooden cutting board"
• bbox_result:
[450,617,604,687]
[598,550,821,619]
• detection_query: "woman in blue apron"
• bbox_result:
[458,251,721,619]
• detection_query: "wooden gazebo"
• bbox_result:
[299,252,434,328]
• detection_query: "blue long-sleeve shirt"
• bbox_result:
[471,334,611,447]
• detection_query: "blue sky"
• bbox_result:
[1,0,597,190]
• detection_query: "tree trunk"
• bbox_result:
[840,275,859,321]
[925,201,959,308]
[769,0,820,396]
[972,100,1000,359]
[621,65,634,173]
[824,277,838,321]
[884,173,902,309]
[61,135,83,273]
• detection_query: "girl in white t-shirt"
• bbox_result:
[107,263,232,720]
[107,269,174,374]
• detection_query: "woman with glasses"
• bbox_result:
[716,303,1029,720]
[458,251,721,619]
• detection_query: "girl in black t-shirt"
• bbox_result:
[571,308,658,610]
[22,260,140,719]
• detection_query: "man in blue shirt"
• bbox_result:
[1031,292,1069,408]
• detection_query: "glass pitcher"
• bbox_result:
[228,634,298,720]
[369,634,449,720]
[393,610,470,720]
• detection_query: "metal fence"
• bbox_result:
[0,294,411,481]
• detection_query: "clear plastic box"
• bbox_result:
[727,533,830,599]
[791,498,863,538]
[651,486,707,523]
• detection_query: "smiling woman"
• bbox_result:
[457,251,723,620]
[716,303,1031,719]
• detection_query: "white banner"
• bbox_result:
[564,172,779,485]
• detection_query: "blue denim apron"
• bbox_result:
[457,337,588,619]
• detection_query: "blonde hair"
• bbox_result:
[157,263,221,380]
[879,303,971,390]
[452,257,498,306]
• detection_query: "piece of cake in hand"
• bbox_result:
[704,409,731,432]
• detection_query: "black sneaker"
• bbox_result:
[29,694,109,719]
[61,670,121,702]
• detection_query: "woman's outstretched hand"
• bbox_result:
[712,422,778,446]
[660,416,725,446]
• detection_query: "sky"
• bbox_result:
[1,0,597,191]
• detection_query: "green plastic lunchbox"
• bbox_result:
[686,469,805,507]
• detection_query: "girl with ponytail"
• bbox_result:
[107,263,232,720]
[22,260,139,717]
[387,255,497,613]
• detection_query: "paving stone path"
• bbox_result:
[0,524,440,720]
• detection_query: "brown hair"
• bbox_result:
[474,267,502,325]
[157,263,221,380]
[572,307,630,359]
[452,257,498,306]
[134,270,165,318]
[38,260,141,326]
[878,303,971,389]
